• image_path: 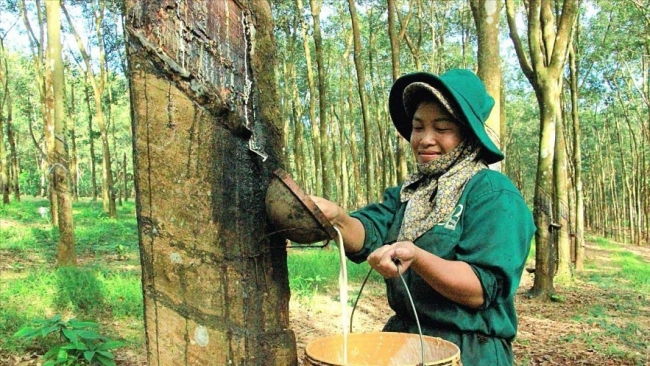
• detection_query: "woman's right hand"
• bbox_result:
[310,196,342,225]
[309,196,365,254]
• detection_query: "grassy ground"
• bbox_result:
[1,197,649,365]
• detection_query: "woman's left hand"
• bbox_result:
[368,242,419,278]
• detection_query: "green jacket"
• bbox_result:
[348,169,536,366]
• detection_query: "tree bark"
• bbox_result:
[309,0,333,200]
[505,0,580,299]
[21,0,57,225]
[125,1,296,364]
[569,45,584,270]
[297,0,322,197]
[123,152,128,202]
[69,82,79,202]
[347,0,375,202]
[7,92,20,201]
[45,0,76,266]
[63,0,116,216]
[554,97,572,283]
[340,30,363,209]
[387,0,409,184]
[84,83,98,201]
[0,39,9,204]
[471,0,503,172]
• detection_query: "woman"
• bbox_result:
[312,69,536,365]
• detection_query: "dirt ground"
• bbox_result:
[3,241,649,366]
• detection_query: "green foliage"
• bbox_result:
[100,270,143,318]
[290,274,324,298]
[584,237,650,293]
[616,252,650,289]
[591,236,619,250]
[54,267,106,315]
[13,315,124,366]
[0,198,143,355]
[288,249,381,284]
[287,248,384,300]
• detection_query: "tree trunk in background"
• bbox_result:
[387,0,409,184]
[534,83,561,293]
[505,0,579,299]
[0,39,9,204]
[7,93,20,201]
[0,117,7,205]
[334,83,349,210]
[45,0,76,266]
[117,159,123,207]
[366,10,389,192]
[471,0,503,172]
[279,13,306,184]
[69,83,79,202]
[297,0,322,197]
[21,0,58,225]
[84,83,98,201]
[63,0,116,217]
[397,2,423,70]
[459,4,472,69]
[278,19,294,177]
[289,62,307,186]
[611,112,634,243]
[122,152,128,202]
[343,67,363,209]
[126,1,296,364]
[340,32,363,209]
[613,76,644,245]
[554,100,572,283]
[569,45,584,270]
[427,2,453,74]
[348,0,375,202]
[310,0,333,200]
[26,98,45,197]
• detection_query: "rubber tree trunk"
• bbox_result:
[387,0,409,184]
[46,0,76,266]
[471,0,503,171]
[125,1,296,364]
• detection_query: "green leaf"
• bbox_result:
[97,351,115,359]
[98,341,124,351]
[41,324,60,337]
[56,348,68,361]
[62,342,88,351]
[13,326,38,339]
[95,353,117,366]
[43,346,62,360]
[84,350,96,362]
[75,329,102,339]
[61,328,79,345]
[68,320,99,329]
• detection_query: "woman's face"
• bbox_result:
[410,101,464,164]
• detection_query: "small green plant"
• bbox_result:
[290,275,324,297]
[114,244,127,260]
[13,314,124,366]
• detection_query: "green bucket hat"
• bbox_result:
[389,68,504,164]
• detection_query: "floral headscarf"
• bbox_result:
[397,139,486,242]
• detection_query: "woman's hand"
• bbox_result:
[370,242,485,308]
[309,196,365,253]
[310,196,342,225]
[368,241,419,278]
